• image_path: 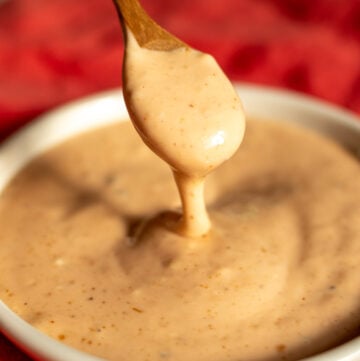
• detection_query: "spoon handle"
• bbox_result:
[113,0,185,51]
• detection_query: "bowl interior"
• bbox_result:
[0,84,359,361]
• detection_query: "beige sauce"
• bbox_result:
[0,119,359,361]
[123,32,245,237]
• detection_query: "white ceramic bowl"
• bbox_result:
[0,84,359,361]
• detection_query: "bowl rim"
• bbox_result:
[0,83,359,361]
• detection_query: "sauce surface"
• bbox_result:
[0,119,359,361]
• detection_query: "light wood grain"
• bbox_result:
[113,0,186,51]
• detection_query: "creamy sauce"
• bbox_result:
[0,119,359,361]
[123,32,245,237]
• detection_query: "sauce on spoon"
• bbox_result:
[115,0,246,237]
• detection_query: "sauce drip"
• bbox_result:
[123,32,245,237]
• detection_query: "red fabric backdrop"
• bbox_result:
[0,0,360,359]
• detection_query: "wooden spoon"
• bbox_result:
[111,0,245,239]
[113,0,186,51]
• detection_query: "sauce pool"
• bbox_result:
[0,119,359,361]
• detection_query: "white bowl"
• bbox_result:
[0,84,359,361]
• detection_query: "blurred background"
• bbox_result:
[0,0,360,142]
[0,0,360,358]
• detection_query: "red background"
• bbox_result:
[0,0,360,359]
